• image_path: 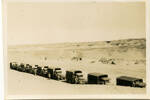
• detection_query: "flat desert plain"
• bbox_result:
[7,38,146,95]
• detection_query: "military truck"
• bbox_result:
[36,66,43,76]
[10,62,18,70]
[116,76,146,88]
[17,63,26,72]
[66,70,86,84]
[25,64,32,73]
[47,67,64,80]
[88,73,110,84]
[31,65,38,75]
[27,64,36,74]
[42,66,49,77]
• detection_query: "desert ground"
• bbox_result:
[7,38,146,95]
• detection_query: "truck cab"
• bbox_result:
[10,62,18,70]
[36,66,43,76]
[25,64,31,73]
[42,66,49,77]
[132,79,146,88]
[18,63,26,72]
[32,65,38,75]
[54,68,63,80]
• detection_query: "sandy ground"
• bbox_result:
[7,59,146,95]
[7,67,146,95]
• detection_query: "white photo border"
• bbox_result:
[2,0,150,99]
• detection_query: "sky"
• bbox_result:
[7,2,145,45]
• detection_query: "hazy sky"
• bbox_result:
[7,2,145,45]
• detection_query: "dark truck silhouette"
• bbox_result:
[116,76,146,88]
[36,66,43,76]
[10,62,18,70]
[32,65,38,75]
[42,66,49,77]
[47,67,65,80]
[88,73,110,84]
[25,64,33,73]
[17,63,26,72]
[66,70,86,84]
[35,66,49,77]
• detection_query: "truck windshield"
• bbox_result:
[55,68,61,70]
[136,79,143,82]
[44,66,48,68]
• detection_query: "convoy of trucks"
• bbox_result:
[9,62,146,88]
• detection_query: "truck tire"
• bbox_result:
[48,73,51,79]
[79,80,83,84]
[131,83,135,87]
[34,70,36,75]
[66,79,69,83]
[56,75,61,80]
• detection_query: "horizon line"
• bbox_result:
[8,37,146,47]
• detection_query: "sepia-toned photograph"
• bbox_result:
[4,0,150,99]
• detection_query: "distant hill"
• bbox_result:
[8,38,146,65]
[8,38,146,49]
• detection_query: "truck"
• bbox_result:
[88,73,110,84]
[25,64,32,73]
[27,64,36,74]
[116,76,146,88]
[47,67,64,80]
[10,62,18,70]
[31,65,38,75]
[42,66,49,77]
[66,70,86,84]
[36,66,43,76]
[17,63,26,72]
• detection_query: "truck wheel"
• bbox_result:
[131,84,135,87]
[66,79,69,83]
[79,80,83,84]
[48,73,51,79]
[33,70,36,75]
[57,75,60,80]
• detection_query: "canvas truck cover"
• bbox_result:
[117,76,143,82]
[88,73,108,77]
